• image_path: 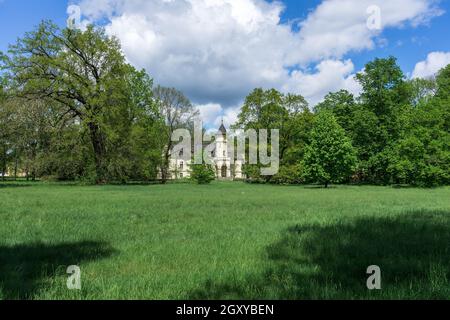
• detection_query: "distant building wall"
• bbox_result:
[160,124,245,181]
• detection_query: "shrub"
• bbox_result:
[271,164,304,185]
[190,164,216,184]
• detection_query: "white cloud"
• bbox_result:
[196,102,240,129]
[72,0,443,125]
[283,60,362,106]
[294,0,442,63]
[412,51,450,79]
[215,105,240,128]
[197,103,222,125]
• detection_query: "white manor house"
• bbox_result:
[167,123,244,180]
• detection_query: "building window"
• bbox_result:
[179,149,184,157]
[221,165,227,178]
[223,150,226,157]
[180,161,184,170]
[180,173,183,178]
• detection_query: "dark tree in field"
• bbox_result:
[303,112,357,188]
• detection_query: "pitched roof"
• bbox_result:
[218,123,227,135]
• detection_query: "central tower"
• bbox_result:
[215,121,231,179]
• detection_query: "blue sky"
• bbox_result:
[1,0,449,128]
[1,0,447,73]
[279,0,450,75]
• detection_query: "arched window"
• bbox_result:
[180,161,184,170]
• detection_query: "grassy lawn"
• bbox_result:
[0,181,449,300]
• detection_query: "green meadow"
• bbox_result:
[0,181,449,300]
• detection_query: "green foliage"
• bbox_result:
[1,20,449,188]
[303,112,357,187]
[271,164,304,185]
[242,164,262,183]
[385,104,450,187]
[408,77,436,107]
[235,88,313,179]
[235,59,449,188]
[436,64,450,100]
[356,56,410,118]
[0,21,164,184]
[153,85,198,184]
[314,90,356,134]
[190,164,216,184]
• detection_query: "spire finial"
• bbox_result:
[218,117,227,135]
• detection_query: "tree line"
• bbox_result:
[0,22,449,187]
[238,58,450,187]
[0,22,197,184]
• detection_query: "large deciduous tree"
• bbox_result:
[153,86,198,184]
[353,57,413,183]
[1,21,132,183]
[234,88,313,183]
[303,112,357,188]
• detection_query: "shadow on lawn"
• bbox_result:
[0,241,116,299]
[190,210,450,300]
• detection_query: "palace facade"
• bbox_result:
[167,123,244,180]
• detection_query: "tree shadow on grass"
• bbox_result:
[0,241,116,299]
[190,210,450,300]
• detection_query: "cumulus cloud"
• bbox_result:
[412,51,450,79]
[71,0,443,125]
[197,103,222,125]
[295,0,442,63]
[196,102,240,129]
[283,59,362,106]
[216,105,240,128]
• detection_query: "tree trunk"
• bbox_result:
[325,181,329,188]
[160,156,169,184]
[88,122,107,184]
[160,145,172,185]
[31,146,37,181]
[160,166,168,184]
[1,147,6,181]
[14,157,18,181]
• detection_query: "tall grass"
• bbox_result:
[0,182,449,299]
